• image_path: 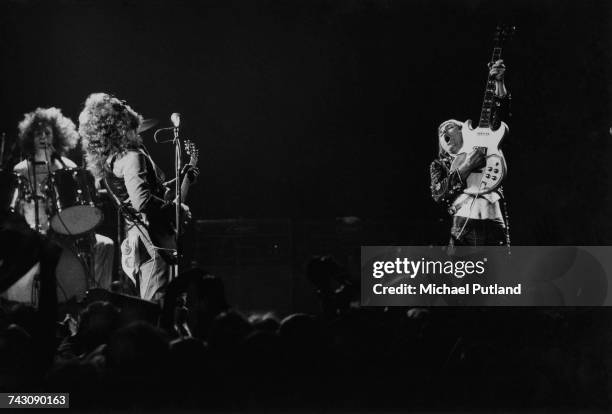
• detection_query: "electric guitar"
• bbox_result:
[440,25,515,195]
[121,140,199,277]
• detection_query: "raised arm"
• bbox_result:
[489,59,511,130]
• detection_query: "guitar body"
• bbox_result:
[148,203,194,264]
[450,120,508,195]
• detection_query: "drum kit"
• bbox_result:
[1,166,104,306]
[0,119,159,307]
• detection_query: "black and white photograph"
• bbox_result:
[0,0,611,411]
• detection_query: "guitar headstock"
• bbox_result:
[493,24,516,47]
[184,139,199,166]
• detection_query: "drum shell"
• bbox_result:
[46,168,103,235]
[0,169,30,214]
[1,246,88,305]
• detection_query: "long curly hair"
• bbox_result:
[17,107,80,156]
[78,93,143,178]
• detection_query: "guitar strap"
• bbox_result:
[101,163,176,255]
[102,174,163,288]
[101,173,154,237]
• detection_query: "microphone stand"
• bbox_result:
[153,115,183,281]
[0,133,6,168]
[31,154,41,233]
[172,126,181,280]
[30,143,51,233]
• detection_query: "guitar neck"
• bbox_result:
[477,46,503,128]
[180,174,190,202]
[178,156,196,203]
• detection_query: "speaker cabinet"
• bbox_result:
[192,219,293,315]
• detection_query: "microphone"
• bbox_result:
[171,113,181,128]
[153,113,181,143]
[170,113,181,141]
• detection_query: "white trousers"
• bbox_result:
[122,225,170,302]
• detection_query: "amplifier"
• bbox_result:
[191,219,294,315]
[193,219,292,265]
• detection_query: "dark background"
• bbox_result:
[1,0,610,245]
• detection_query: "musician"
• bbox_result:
[78,93,194,302]
[13,107,114,288]
[430,60,510,246]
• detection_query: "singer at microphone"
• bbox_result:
[79,93,193,302]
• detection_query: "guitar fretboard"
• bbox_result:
[478,46,502,128]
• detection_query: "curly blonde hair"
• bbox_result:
[78,93,143,178]
[17,107,79,156]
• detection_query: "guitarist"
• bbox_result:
[78,93,198,301]
[430,60,510,246]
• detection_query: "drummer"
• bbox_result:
[13,107,114,290]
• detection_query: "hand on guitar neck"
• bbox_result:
[488,59,507,97]
[165,140,199,231]
[152,140,199,261]
[164,140,199,203]
[181,164,200,185]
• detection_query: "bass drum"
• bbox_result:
[45,168,103,235]
[1,246,88,305]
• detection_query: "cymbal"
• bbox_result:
[138,118,158,133]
